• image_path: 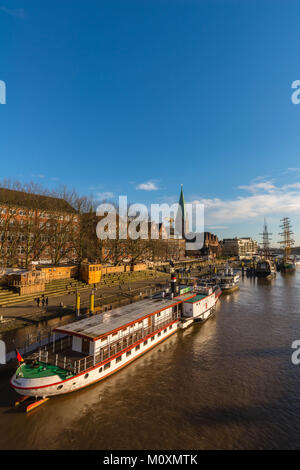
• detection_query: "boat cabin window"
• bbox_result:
[98,367,103,373]
[84,373,89,379]
[144,340,148,346]
[135,345,140,351]
[104,362,110,370]
[151,336,155,341]
[116,355,122,363]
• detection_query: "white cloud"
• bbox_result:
[31,174,45,179]
[136,181,159,191]
[190,180,300,224]
[237,181,276,193]
[206,225,229,229]
[96,191,115,200]
[0,6,26,19]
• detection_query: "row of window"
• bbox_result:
[56,326,174,391]
[89,266,101,271]
[0,207,78,221]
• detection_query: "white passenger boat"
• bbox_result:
[10,284,221,403]
[218,267,240,292]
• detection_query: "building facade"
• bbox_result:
[221,237,258,259]
[0,188,79,267]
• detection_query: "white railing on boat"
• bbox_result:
[28,311,180,375]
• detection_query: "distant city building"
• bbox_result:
[185,231,221,258]
[221,237,258,259]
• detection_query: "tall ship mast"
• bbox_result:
[256,218,276,278]
[260,217,272,259]
[278,217,295,272]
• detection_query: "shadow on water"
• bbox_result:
[1,271,300,449]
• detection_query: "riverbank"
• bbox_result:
[0,276,169,361]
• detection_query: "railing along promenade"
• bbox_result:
[29,311,180,376]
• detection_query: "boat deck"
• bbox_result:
[18,362,74,380]
[54,292,195,340]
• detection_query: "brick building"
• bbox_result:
[0,187,80,267]
[185,231,221,258]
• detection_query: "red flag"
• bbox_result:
[16,349,24,363]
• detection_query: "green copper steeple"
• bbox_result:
[178,184,186,219]
[175,184,189,237]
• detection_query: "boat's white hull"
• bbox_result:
[11,320,180,398]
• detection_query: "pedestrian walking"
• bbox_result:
[42,298,45,307]
[46,297,48,306]
[37,297,40,307]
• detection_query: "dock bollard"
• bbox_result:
[90,289,95,315]
[76,291,80,317]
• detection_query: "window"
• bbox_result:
[116,355,122,363]
[151,336,155,341]
[84,373,89,379]
[158,332,161,337]
[57,384,63,390]
[126,350,131,357]
[164,329,167,333]
[104,362,110,370]
[99,367,103,373]
[169,325,172,330]
[143,340,148,346]
[135,345,140,351]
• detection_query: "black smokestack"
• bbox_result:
[171,273,177,295]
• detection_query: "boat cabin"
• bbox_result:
[182,286,217,318]
[51,292,196,373]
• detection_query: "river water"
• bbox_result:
[1,270,300,450]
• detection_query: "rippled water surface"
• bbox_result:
[1,271,300,450]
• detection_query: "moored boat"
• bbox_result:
[10,283,221,401]
[278,217,295,273]
[218,267,240,293]
[255,259,276,278]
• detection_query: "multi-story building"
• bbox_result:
[0,187,80,267]
[185,231,221,258]
[221,237,258,259]
[81,211,186,264]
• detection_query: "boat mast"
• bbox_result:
[260,217,272,259]
[278,217,294,262]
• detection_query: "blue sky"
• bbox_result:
[1,0,300,245]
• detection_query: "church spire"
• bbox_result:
[175,184,189,238]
